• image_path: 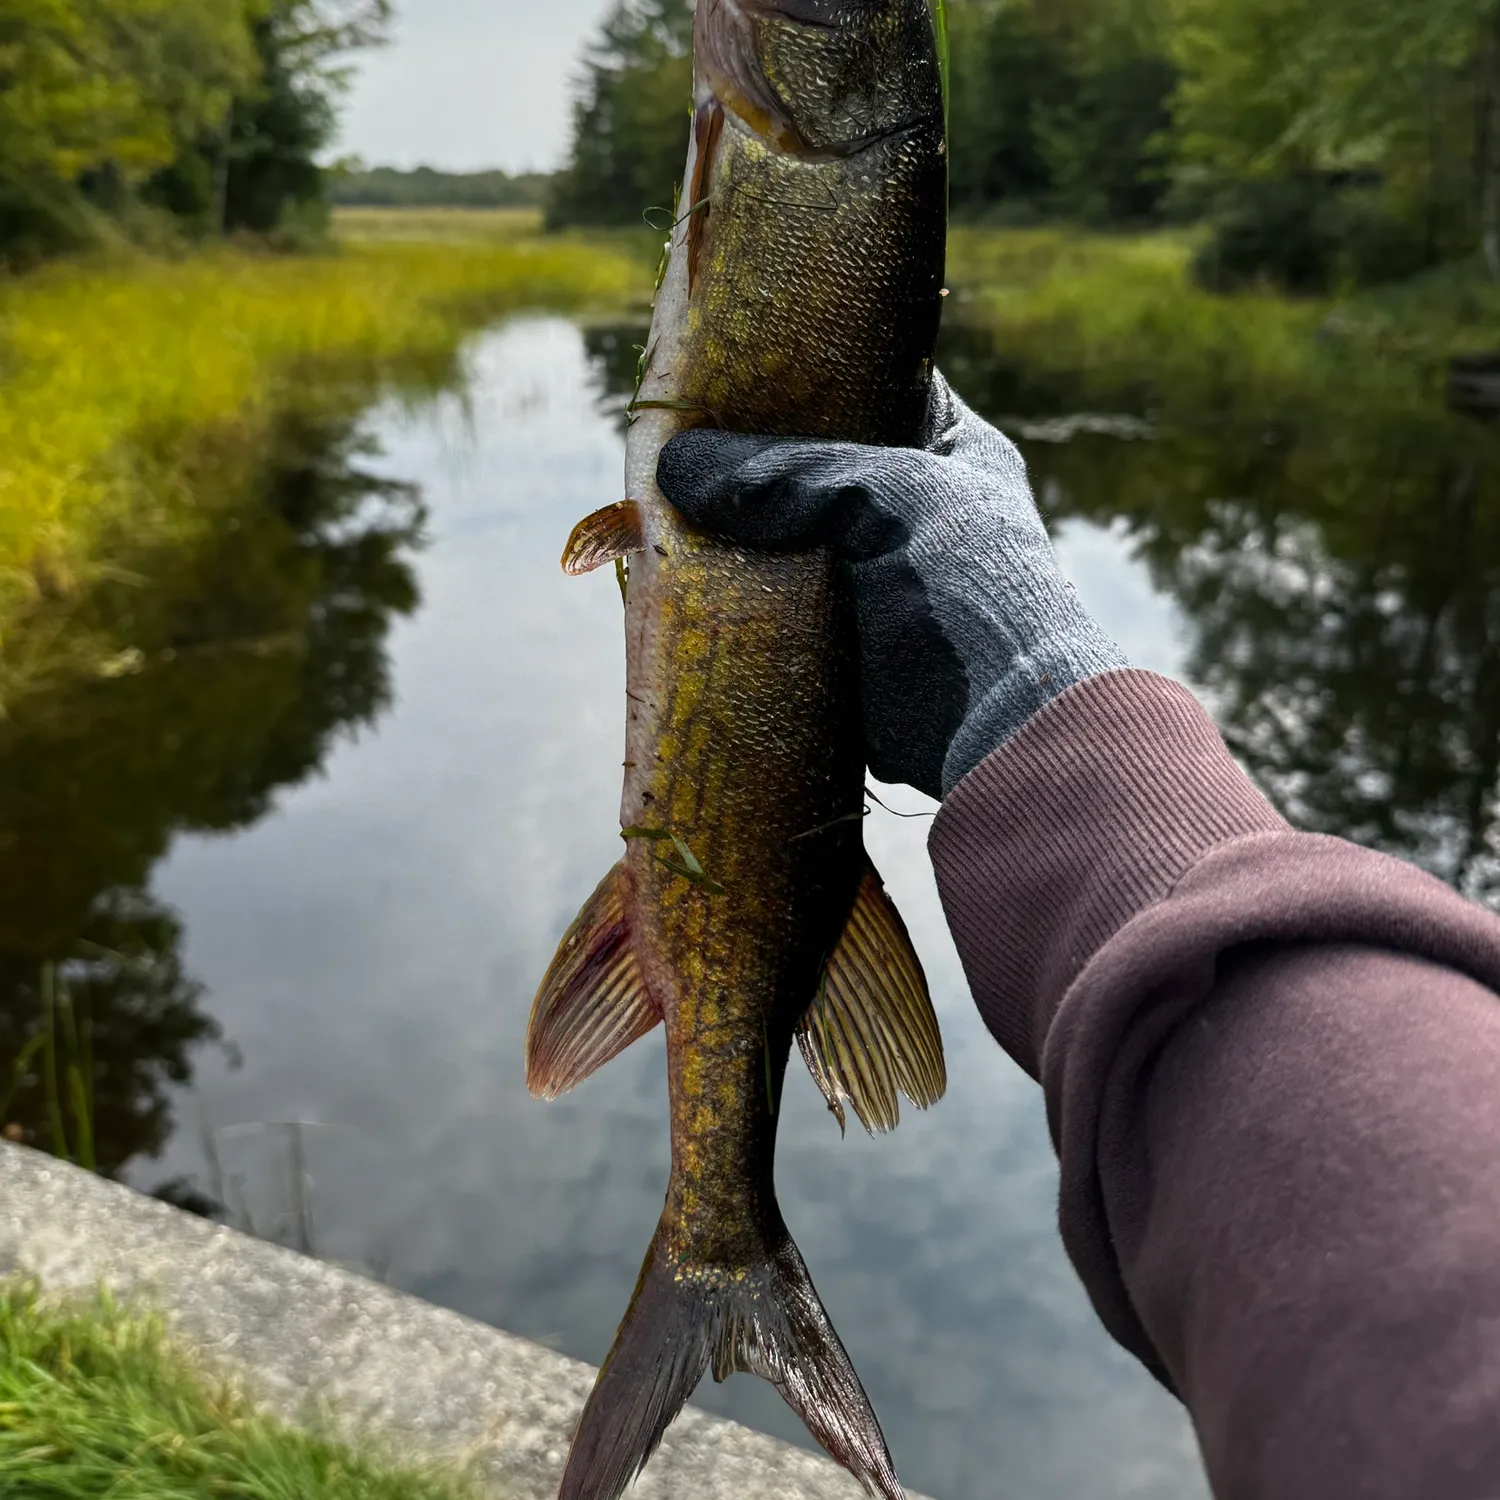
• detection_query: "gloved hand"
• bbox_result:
[656,373,1129,800]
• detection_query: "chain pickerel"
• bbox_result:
[526,0,949,1494]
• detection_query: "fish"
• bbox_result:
[525,0,950,1495]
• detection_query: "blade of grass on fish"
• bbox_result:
[661,831,726,894]
[627,397,713,417]
[865,784,937,819]
[931,0,949,136]
[615,556,628,604]
[621,826,726,894]
[788,806,870,843]
[667,832,705,874]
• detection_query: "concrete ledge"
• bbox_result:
[0,1143,884,1500]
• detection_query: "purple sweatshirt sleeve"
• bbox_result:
[929,669,1500,1500]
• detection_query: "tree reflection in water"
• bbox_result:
[940,318,1500,906]
[0,408,425,1180]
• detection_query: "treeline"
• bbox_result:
[0,0,390,266]
[551,0,1500,292]
[330,165,551,208]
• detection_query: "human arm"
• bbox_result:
[933,669,1500,1499]
[657,386,1500,1498]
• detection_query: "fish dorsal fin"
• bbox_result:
[527,861,661,1099]
[562,500,645,576]
[797,863,945,1135]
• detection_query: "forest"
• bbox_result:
[0,0,390,264]
[13,0,1500,296]
[549,0,1500,293]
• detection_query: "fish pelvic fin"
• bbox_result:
[558,1222,904,1500]
[797,859,946,1135]
[562,501,645,577]
[527,861,661,1099]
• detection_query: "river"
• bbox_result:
[8,302,1500,1498]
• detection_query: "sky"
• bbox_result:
[337,0,611,174]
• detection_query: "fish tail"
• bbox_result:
[558,1221,904,1500]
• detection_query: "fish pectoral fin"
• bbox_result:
[797,861,946,1135]
[526,860,660,1098]
[562,500,646,576]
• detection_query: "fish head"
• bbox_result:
[694,0,942,160]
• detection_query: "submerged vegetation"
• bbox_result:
[0,1281,480,1499]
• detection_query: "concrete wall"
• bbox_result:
[0,1143,889,1500]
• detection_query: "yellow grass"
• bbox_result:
[332,205,544,242]
[0,231,650,656]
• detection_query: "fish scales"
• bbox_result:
[527,0,949,1494]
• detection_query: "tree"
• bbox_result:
[1169,0,1500,277]
[222,0,391,233]
[0,0,254,258]
[927,0,1178,224]
[0,0,390,260]
[146,0,392,236]
[547,0,694,228]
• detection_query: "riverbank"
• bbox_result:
[0,223,651,709]
[944,226,1500,416]
[0,1144,894,1500]
[7,213,1495,713]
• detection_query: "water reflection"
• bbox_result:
[0,407,426,1176]
[125,320,1205,1500]
[941,318,1500,905]
[21,302,1498,1499]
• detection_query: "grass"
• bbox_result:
[943,225,1500,416]
[0,964,95,1174]
[0,220,654,707]
[332,206,546,243]
[0,1280,483,1499]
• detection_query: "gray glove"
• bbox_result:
[656,374,1128,800]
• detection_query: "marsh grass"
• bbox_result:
[10,218,1497,710]
[1,965,95,1174]
[333,206,545,242]
[944,227,1500,420]
[0,231,651,706]
[0,1280,484,1499]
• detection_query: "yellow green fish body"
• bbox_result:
[527,0,948,1494]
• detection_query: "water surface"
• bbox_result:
[11,306,1500,1498]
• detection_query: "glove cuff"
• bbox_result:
[941,625,1129,795]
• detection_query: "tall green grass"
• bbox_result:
[0,965,94,1172]
[0,230,650,707]
[0,1281,484,1499]
[944,226,1500,415]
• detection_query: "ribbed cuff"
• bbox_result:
[940,627,1131,796]
[929,669,1288,1075]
